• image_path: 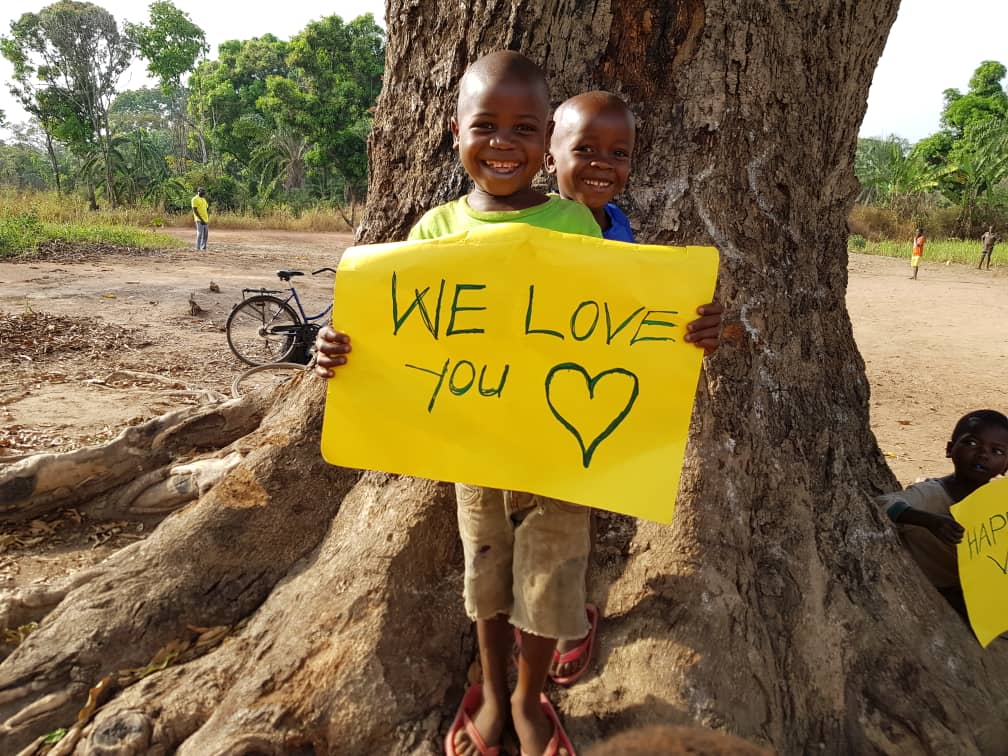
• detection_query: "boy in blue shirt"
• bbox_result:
[546,91,637,243]
[317,55,721,756]
[544,92,717,684]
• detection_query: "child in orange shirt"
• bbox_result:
[910,227,925,279]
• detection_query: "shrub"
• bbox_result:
[0,211,45,256]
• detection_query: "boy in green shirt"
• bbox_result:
[317,51,721,756]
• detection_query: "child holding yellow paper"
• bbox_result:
[316,51,722,756]
[877,409,1008,617]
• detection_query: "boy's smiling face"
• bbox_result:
[547,98,635,221]
[451,75,550,208]
[947,423,1008,487]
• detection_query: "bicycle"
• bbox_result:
[225,267,336,366]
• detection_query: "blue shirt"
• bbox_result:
[602,203,635,242]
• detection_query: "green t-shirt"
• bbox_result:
[407,195,601,240]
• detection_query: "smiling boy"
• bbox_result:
[546,91,636,242]
[322,51,595,756]
[316,54,723,756]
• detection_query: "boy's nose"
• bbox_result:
[489,134,514,149]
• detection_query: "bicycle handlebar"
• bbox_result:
[312,267,337,276]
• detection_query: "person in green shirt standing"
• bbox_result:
[191,187,209,250]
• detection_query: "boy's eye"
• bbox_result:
[515,124,537,133]
[574,145,594,153]
[471,122,495,130]
[614,150,630,159]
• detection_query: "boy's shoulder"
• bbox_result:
[602,203,635,243]
[409,195,602,240]
[877,477,951,510]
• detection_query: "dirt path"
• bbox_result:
[1,231,1005,590]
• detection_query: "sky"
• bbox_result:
[1,1,1006,144]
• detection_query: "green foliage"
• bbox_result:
[0,210,45,254]
[857,61,1008,238]
[110,87,174,132]
[178,169,241,212]
[187,35,290,168]
[854,136,951,214]
[942,61,1008,134]
[126,1,207,91]
[0,142,54,189]
[848,234,867,250]
[2,2,136,207]
[268,14,384,199]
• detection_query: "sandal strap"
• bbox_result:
[462,711,500,756]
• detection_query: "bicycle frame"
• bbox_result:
[240,268,334,324]
[237,286,332,323]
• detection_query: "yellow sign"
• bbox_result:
[321,223,718,523]
[951,477,1008,647]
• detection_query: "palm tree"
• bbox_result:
[854,136,950,214]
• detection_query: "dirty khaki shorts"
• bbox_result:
[455,483,590,641]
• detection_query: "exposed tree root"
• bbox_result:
[0,380,364,752]
[0,393,270,524]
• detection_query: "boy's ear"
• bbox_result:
[544,151,557,174]
[449,117,460,150]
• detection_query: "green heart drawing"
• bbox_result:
[544,363,640,468]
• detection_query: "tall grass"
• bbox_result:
[849,237,991,266]
[0,189,355,233]
[0,210,180,259]
[203,207,354,232]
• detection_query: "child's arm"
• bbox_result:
[313,326,352,379]
[887,502,964,545]
[684,302,723,355]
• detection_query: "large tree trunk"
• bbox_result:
[3,2,1007,754]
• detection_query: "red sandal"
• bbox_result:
[513,604,598,686]
[445,684,501,756]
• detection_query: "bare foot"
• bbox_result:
[455,691,507,756]
[512,696,569,756]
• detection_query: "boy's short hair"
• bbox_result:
[553,91,636,135]
[457,50,550,113]
[950,410,1008,442]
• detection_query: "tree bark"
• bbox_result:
[3,2,1007,754]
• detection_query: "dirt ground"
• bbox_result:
[1,229,1005,596]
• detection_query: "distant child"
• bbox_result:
[979,225,998,270]
[877,409,1008,618]
[910,227,925,279]
[316,55,721,755]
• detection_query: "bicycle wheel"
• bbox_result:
[226,295,300,366]
[231,362,308,399]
